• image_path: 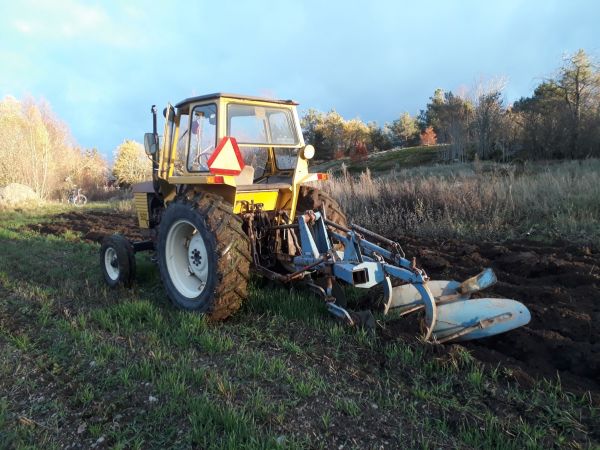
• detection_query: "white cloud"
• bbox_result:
[13,19,32,34]
[11,0,149,48]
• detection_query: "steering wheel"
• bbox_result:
[192,144,215,168]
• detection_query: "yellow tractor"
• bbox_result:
[100,93,531,342]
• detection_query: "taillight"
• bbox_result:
[206,176,225,184]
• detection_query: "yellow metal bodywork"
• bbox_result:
[134,193,150,228]
[136,94,324,229]
[233,190,282,214]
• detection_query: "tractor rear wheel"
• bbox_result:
[157,193,251,320]
[296,186,347,229]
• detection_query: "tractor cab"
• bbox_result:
[172,94,302,183]
[141,93,322,226]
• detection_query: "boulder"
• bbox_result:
[0,183,40,207]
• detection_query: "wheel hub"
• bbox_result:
[104,247,120,281]
[165,220,210,298]
[188,234,206,280]
[190,248,203,267]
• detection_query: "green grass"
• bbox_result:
[313,144,445,175]
[0,204,598,449]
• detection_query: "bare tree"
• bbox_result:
[556,50,600,157]
[471,78,507,160]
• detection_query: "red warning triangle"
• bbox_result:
[207,137,245,175]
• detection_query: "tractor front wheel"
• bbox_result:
[100,234,136,288]
[157,193,251,320]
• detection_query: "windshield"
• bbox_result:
[227,104,299,145]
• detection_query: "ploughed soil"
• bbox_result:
[389,235,600,398]
[29,210,600,398]
[27,210,146,243]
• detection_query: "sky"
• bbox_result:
[1,0,599,160]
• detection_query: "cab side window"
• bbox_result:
[188,104,217,172]
[174,113,189,175]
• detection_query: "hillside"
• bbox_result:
[312,145,446,175]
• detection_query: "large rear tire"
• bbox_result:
[296,186,347,229]
[157,193,251,320]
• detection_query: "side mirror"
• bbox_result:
[144,133,159,155]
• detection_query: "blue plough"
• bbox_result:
[291,209,530,343]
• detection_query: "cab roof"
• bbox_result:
[175,93,298,109]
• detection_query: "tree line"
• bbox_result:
[0,96,109,199]
[302,49,600,162]
[2,49,597,198]
[0,95,152,198]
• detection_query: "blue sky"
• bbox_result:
[1,0,599,160]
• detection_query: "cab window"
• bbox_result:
[227,104,298,145]
[174,112,189,175]
[187,104,217,172]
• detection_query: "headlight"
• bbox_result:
[302,145,315,160]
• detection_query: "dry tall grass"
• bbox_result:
[321,159,600,244]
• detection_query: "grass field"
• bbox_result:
[0,205,598,449]
[321,158,600,246]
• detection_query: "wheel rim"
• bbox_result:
[104,247,120,281]
[165,219,209,298]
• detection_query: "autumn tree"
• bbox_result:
[301,110,374,160]
[350,141,368,162]
[113,140,151,187]
[420,126,437,146]
[343,118,371,156]
[321,111,347,158]
[422,89,474,160]
[73,149,109,193]
[422,89,447,142]
[0,95,108,200]
[0,96,25,187]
